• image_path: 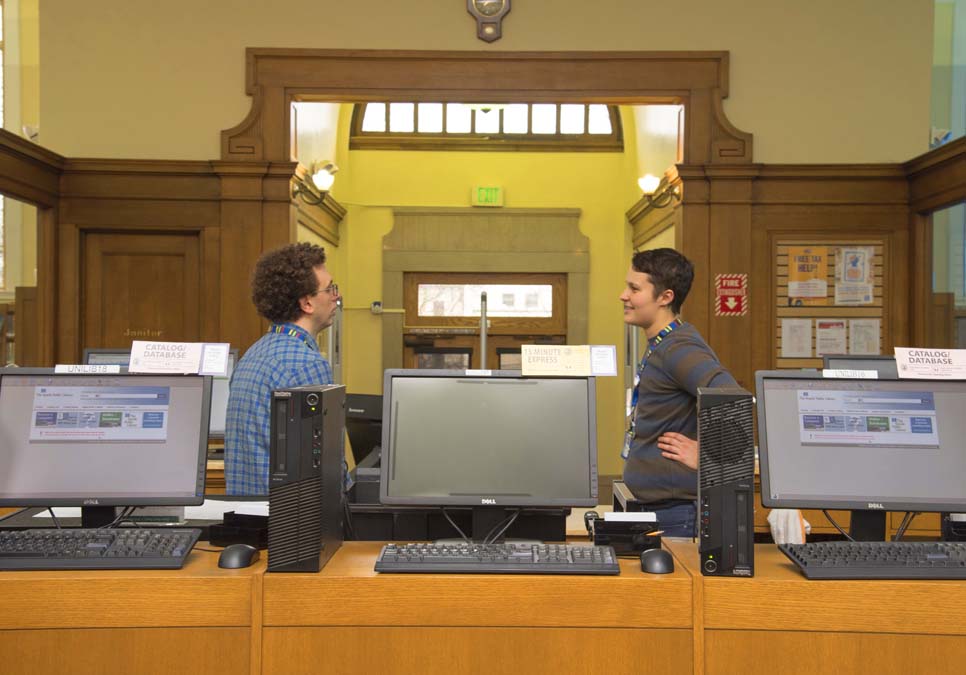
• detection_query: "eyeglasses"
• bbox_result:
[314,282,339,297]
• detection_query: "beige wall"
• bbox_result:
[39,0,932,163]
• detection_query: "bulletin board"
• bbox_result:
[775,239,886,369]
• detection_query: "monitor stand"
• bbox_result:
[81,506,118,528]
[848,510,886,541]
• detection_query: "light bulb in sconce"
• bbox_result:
[637,174,661,195]
[310,161,338,191]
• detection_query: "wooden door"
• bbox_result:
[83,232,201,348]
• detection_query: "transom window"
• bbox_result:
[351,103,623,152]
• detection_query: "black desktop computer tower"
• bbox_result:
[697,387,755,577]
[268,384,345,572]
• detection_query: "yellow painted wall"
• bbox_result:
[330,113,635,477]
[38,0,932,163]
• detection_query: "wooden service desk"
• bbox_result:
[665,541,966,675]
[0,549,264,675]
[261,541,694,675]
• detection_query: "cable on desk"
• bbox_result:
[484,509,520,545]
[47,507,62,529]
[893,511,919,541]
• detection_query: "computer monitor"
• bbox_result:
[380,369,598,510]
[345,393,382,466]
[82,347,236,438]
[756,370,966,539]
[0,369,212,526]
[822,354,898,379]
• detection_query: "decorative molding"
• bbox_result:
[903,137,966,213]
[221,49,747,165]
[0,129,64,208]
[710,88,753,163]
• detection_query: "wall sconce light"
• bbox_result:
[637,173,681,209]
[292,160,339,205]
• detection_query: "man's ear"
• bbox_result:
[298,294,314,315]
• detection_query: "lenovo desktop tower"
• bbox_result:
[268,384,345,572]
[697,387,755,577]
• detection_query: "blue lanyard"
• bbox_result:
[628,319,682,417]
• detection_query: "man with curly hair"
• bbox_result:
[225,242,341,495]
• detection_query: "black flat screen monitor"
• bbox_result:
[0,369,211,524]
[822,354,898,379]
[83,348,236,438]
[756,370,966,522]
[346,393,382,466]
[380,369,598,508]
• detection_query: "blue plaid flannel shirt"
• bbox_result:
[225,323,333,495]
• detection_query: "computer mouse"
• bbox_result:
[640,547,674,574]
[218,543,261,569]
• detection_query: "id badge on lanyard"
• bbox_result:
[619,319,680,461]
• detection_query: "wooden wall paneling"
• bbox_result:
[0,130,63,208]
[56,222,82,364]
[705,167,757,389]
[677,166,713,344]
[905,136,966,213]
[82,231,202,349]
[213,162,272,351]
[909,212,933,348]
[13,287,38,366]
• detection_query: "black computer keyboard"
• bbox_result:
[779,541,966,580]
[374,542,620,575]
[0,528,201,570]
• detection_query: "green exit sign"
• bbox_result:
[472,185,504,207]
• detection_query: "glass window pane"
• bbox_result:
[587,104,612,134]
[418,284,553,318]
[503,104,528,133]
[559,104,585,134]
[475,108,500,134]
[416,351,471,370]
[388,103,415,132]
[417,103,443,132]
[498,351,522,370]
[361,103,386,132]
[531,104,557,134]
[446,103,472,133]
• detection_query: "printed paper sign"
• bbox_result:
[835,246,874,305]
[815,319,846,357]
[781,319,812,358]
[788,246,828,305]
[521,345,616,377]
[895,348,966,379]
[849,319,880,355]
[129,341,231,375]
[54,364,122,374]
[714,274,748,316]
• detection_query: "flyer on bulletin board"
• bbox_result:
[835,246,874,305]
[787,246,828,306]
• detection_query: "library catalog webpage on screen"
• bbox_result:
[763,379,966,506]
[797,389,938,448]
[0,376,203,500]
[30,385,170,442]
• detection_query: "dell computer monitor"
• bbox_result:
[822,354,898,379]
[380,369,598,508]
[0,369,212,525]
[756,370,966,537]
[83,348,236,438]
